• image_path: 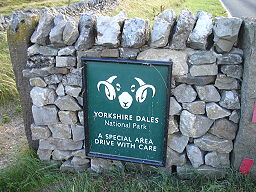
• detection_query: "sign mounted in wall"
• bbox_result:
[82,57,172,166]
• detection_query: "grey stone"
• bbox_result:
[169,97,182,115]
[91,158,123,173]
[121,17,150,48]
[119,48,139,59]
[101,49,119,57]
[190,64,218,76]
[230,47,243,56]
[39,137,83,150]
[188,11,213,50]
[71,156,90,166]
[219,90,240,109]
[44,74,62,85]
[137,49,188,76]
[58,111,77,125]
[180,110,214,138]
[169,8,196,50]
[220,65,243,79]
[195,85,220,102]
[65,86,81,98]
[63,18,79,45]
[77,97,83,107]
[49,14,67,46]
[27,44,58,56]
[214,74,240,90]
[213,17,243,53]
[58,46,76,56]
[168,116,179,134]
[182,101,205,114]
[206,103,231,120]
[194,133,233,153]
[28,55,55,68]
[175,75,216,86]
[75,13,96,50]
[54,95,81,111]
[32,105,58,125]
[166,148,186,167]
[167,133,189,153]
[217,53,243,65]
[151,9,176,48]
[72,149,86,158]
[62,72,82,87]
[229,110,240,123]
[209,118,238,140]
[56,56,76,68]
[31,124,51,140]
[23,67,68,78]
[29,77,47,87]
[96,11,127,47]
[52,149,72,160]
[48,123,71,139]
[56,83,65,96]
[30,87,56,107]
[78,111,84,125]
[186,144,204,168]
[173,84,197,103]
[37,149,52,160]
[60,160,88,172]
[71,125,85,141]
[205,152,230,168]
[188,51,216,65]
[31,11,54,45]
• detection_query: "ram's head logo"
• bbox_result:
[97,76,156,109]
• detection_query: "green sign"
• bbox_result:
[82,58,172,166]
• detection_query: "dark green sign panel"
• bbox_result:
[82,58,172,166]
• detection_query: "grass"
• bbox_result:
[1,149,256,192]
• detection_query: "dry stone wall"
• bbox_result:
[21,8,245,175]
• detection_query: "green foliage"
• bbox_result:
[1,113,10,123]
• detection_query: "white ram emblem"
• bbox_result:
[97,76,156,109]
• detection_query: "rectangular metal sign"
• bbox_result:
[82,57,172,166]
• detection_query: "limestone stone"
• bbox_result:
[121,17,150,48]
[96,11,127,47]
[169,97,182,115]
[229,110,240,123]
[65,86,81,98]
[27,44,58,56]
[31,11,54,45]
[72,149,86,158]
[167,133,189,153]
[60,160,88,172]
[28,55,55,68]
[54,95,81,111]
[220,65,243,79]
[168,116,179,134]
[63,18,79,45]
[44,74,62,85]
[175,75,216,86]
[119,48,140,59]
[101,49,119,57]
[23,67,68,78]
[32,105,58,125]
[213,17,243,53]
[214,74,240,90]
[186,144,204,168]
[209,119,238,140]
[62,72,82,87]
[137,49,188,76]
[182,101,205,115]
[58,46,76,56]
[169,8,196,50]
[71,125,85,141]
[78,111,84,125]
[71,157,90,166]
[49,14,67,46]
[56,83,65,96]
[206,103,231,120]
[194,133,233,153]
[29,77,47,87]
[166,148,186,167]
[31,124,51,140]
[205,152,230,168]
[58,111,77,125]
[217,53,243,65]
[190,64,218,76]
[77,97,83,106]
[151,9,176,48]
[30,87,56,107]
[180,110,213,138]
[173,84,197,103]
[56,56,76,68]
[188,51,216,65]
[37,149,52,160]
[188,11,213,50]
[75,13,96,50]
[39,137,83,150]
[52,149,72,160]
[48,123,71,139]
[219,90,240,109]
[91,158,123,173]
[195,85,220,102]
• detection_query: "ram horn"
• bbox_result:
[97,76,117,100]
[136,84,155,103]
